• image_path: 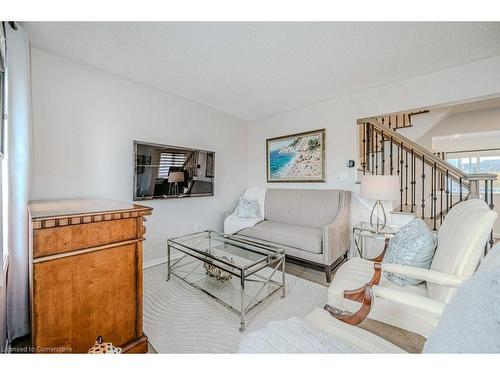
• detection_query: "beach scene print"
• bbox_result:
[267,130,325,182]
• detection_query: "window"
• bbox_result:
[447,150,500,193]
[158,152,187,178]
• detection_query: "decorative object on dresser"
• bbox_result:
[266,129,325,183]
[29,198,153,354]
[359,174,400,231]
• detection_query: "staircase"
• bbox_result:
[358,117,497,249]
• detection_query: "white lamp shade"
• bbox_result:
[168,171,185,183]
[360,175,400,201]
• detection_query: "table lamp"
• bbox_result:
[168,171,185,196]
[360,175,400,231]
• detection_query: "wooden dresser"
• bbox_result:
[28,198,153,353]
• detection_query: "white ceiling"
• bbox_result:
[24,22,500,121]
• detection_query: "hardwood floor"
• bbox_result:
[285,262,426,353]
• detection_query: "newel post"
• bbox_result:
[469,180,480,199]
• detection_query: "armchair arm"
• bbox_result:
[326,283,445,326]
[344,257,463,303]
[343,239,388,302]
[324,283,374,325]
[372,285,445,317]
[323,191,351,264]
[379,263,464,287]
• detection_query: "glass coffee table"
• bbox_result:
[167,230,286,332]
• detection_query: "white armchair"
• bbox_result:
[328,199,498,337]
[239,243,500,354]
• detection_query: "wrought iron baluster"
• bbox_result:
[421,155,425,219]
[459,177,463,202]
[440,170,444,225]
[381,131,385,175]
[411,149,415,213]
[366,125,371,173]
[445,170,450,214]
[390,136,394,175]
[362,123,366,175]
[400,142,404,212]
[370,127,374,174]
[405,150,408,205]
[450,177,453,208]
[375,132,378,175]
[433,162,437,231]
[489,180,495,249]
[485,180,489,255]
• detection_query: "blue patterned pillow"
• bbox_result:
[237,197,261,218]
[384,218,437,286]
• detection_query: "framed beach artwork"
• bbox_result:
[266,129,326,182]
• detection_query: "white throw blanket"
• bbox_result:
[224,187,267,234]
[239,317,356,354]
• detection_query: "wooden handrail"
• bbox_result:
[360,118,497,186]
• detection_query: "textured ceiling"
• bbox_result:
[25,22,500,121]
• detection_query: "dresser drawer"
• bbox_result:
[33,218,139,258]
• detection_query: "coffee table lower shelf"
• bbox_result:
[167,231,286,332]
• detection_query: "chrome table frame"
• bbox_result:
[166,230,286,332]
[352,221,399,258]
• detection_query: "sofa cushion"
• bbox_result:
[265,189,342,228]
[239,220,323,254]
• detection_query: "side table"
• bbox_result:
[352,222,400,259]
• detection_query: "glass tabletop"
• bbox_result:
[167,230,285,272]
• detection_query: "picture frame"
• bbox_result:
[266,128,326,183]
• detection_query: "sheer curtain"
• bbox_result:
[5,23,31,342]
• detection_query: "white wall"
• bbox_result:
[247,55,500,236]
[417,107,500,151]
[30,49,248,265]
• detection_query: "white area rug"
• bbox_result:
[143,264,327,353]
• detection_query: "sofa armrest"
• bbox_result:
[323,191,351,265]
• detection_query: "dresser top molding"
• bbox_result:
[28,198,152,229]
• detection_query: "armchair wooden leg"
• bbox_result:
[324,284,373,326]
[343,263,382,302]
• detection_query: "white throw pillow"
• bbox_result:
[237,197,261,218]
[384,218,437,286]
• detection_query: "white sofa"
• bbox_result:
[229,189,351,282]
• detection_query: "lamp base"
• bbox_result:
[369,200,387,232]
